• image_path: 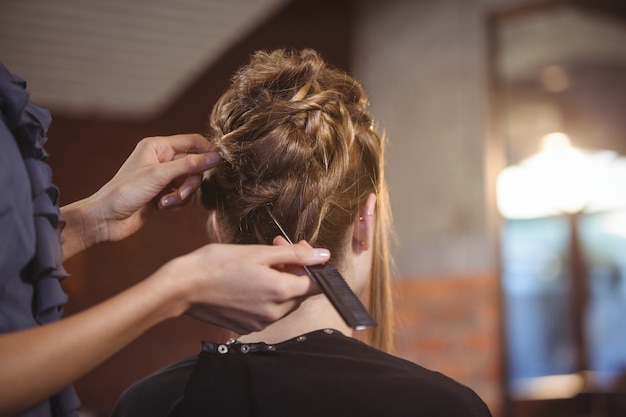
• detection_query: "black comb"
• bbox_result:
[266,208,377,330]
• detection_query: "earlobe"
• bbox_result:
[352,193,377,252]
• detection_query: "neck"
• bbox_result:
[237,294,353,344]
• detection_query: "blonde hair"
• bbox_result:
[201,49,393,352]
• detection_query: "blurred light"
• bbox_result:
[541,131,571,150]
[510,373,584,400]
[602,210,626,239]
[497,132,626,219]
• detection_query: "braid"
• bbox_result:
[201,49,394,351]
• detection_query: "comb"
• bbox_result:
[266,208,377,330]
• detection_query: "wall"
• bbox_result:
[351,1,531,415]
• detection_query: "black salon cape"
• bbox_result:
[111,329,492,417]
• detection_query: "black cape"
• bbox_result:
[112,329,492,417]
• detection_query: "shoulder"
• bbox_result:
[111,355,199,417]
[379,354,492,416]
[337,337,493,416]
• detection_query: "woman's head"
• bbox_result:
[201,49,393,351]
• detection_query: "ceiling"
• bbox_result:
[0,0,289,119]
[498,3,626,83]
[2,1,625,121]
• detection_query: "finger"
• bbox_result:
[272,237,314,250]
[276,269,321,297]
[260,240,329,266]
[271,238,313,276]
[157,191,182,210]
[267,242,322,295]
[296,239,313,249]
[155,152,221,187]
[272,236,291,246]
[178,175,202,200]
[295,273,321,296]
[154,134,215,155]
[157,171,203,209]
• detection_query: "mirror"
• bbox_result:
[492,1,626,415]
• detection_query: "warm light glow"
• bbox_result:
[541,131,571,151]
[497,133,626,219]
[511,373,584,400]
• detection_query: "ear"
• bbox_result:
[352,193,377,252]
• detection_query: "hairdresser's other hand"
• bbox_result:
[61,134,219,258]
[94,134,220,240]
[165,241,327,334]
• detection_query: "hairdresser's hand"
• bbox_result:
[163,240,326,334]
[94,134,221,240]
[61,134,219,259]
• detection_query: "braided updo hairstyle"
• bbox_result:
[201,49,393,351]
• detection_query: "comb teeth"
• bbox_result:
[306,264,377,330]
[266,206,376,330]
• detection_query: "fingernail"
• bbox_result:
[205,153,222,168]
[160,195,178,208]
[313,249,330,259]
[179,185,194,201]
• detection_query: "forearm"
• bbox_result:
[0,270,186,416]
[60,198,105,260]
[0,240,326,415]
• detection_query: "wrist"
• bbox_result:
[60,197,108,259]
[148,257,197,320]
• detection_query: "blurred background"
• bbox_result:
[1,0,625,416]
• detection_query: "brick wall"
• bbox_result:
[392,273,503,416]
